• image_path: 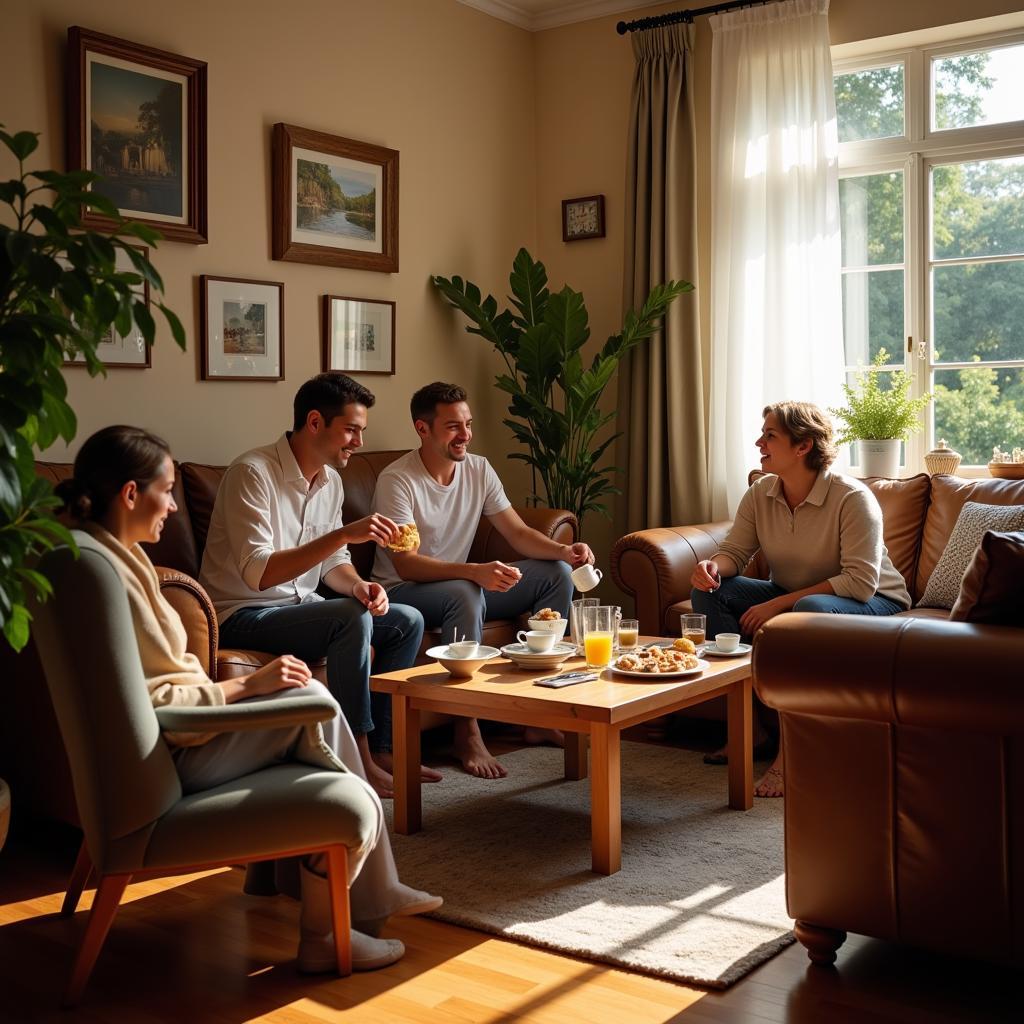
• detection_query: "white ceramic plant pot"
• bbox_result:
[857,439,901,478]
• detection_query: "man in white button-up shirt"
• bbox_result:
[200,374,427,797]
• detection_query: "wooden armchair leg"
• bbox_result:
[794,920,847,966]
[326,847,352,977]
[63,873,131,1007]
[62,839,93,916]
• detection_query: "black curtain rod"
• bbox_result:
[616,0,773,34]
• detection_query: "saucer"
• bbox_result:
[701,641,752,657]
[500,642,576,669]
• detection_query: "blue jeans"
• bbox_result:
[690,576,905,645]
[388,559,574,643]
[219,598,424,753]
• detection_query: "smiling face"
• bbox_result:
[756,412,810,476]
[132,455,178,545]
[419,401,472,463]
[312,402,367,472]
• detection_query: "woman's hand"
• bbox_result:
[240,654,312,697]
[738,595,791,636]
[691,559,722,592]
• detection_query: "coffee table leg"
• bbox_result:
[392,694,421,834]
[590,723,621,875]
[564,732,588,780]
[727,677,753,810]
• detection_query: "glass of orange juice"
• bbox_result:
[582,605,616,669]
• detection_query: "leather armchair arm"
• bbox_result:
[154,692,339,733]
[610,521,734,635]
[156,566,217,676]
[468,507,579,564]
[754,613,1024,733]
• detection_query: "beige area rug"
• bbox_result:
[385,742,794,988]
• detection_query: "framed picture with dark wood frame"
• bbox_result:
[273,123,398,272]
[322,295,396,375]
[200,276,284,381]
[64,245,152,368]
[562,194,605,242]
[66,26,208,244]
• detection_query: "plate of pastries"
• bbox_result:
[610,637,706,679]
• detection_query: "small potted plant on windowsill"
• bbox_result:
[829,348,932,478]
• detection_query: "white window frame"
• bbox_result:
[834,28,1024,475]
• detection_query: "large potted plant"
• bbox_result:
[829,348,932,478]
[0,125,184,653]
[432,248,691,530]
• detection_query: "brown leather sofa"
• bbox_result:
[3,450,577,826]
[613,472,1024,966]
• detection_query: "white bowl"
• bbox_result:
[425,644,500,678]
[527,617,569,640]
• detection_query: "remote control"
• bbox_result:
[534,672,598,688]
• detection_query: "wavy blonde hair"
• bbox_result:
[762,402,838,472]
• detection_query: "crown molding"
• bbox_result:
[456,0,653,33]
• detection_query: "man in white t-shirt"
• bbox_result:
[200,373,432,798]
[371,382,595,779]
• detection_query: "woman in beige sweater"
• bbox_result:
[57,425,441,973]
[690,402,911,797]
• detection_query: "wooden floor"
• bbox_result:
[1,726,1019,1023]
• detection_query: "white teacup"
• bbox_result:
[449,639,480,658]
[516,629,558,653]
[714,632,741,652]
[570,563,603,592]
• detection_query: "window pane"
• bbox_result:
[933,366,1024,465]
[932,157,1024,260]
[842,269,904,366]
[932,44,1024,131]
[840,172,904,267]
[932,262,1024,363]
[835,64,905,143]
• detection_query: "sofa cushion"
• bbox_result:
[863,473,931,595]
[916,475,1024,601]
[180,463,225,559]
[950,531,1024,626]
[919,502,1024,609]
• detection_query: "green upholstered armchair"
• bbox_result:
[32,533,381,1006]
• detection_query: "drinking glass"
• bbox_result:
[570,597,599,655]
[582,605,616,669]
[617,618,640,650]
[681,613,706,647]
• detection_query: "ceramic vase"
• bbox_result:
[857,438,901,478]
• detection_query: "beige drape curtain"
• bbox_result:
[618,22,709,534]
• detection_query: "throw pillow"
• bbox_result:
[950,531,1024,626]
[919,501,1024,609]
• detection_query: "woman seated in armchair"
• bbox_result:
[56,425,442,973]
[690,402,911,797]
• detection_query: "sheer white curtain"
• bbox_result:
[708,0,845,519]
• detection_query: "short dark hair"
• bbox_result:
[55,425,172,522]
[410,382,468,425]
[762,401,839,472]
[293,373,375,432]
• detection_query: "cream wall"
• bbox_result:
[2,0,537,470]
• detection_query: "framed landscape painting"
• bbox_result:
[66,26,208,243]
[273,123,398,272]
[200,276,284,381]
[64,246,151,368]
[322,295,395,375]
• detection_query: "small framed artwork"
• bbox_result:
[273,123,398,273]
[66,26,208,244]
[200,276,284,381]
[64,245,151,368]
[562,194,606,242]
[322,295,396,375]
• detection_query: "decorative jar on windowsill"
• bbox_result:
[924,439,961,476]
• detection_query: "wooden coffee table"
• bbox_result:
[370,644,753,875]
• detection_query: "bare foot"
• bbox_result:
[365,762,395,799]
[453,718,507,779]
[372,751,443,784]
[523,726,564,747]
[754,754,784,798]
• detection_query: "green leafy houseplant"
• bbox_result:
[432,248,692,529]
[829,348,932,444]
[0,126,185,650]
